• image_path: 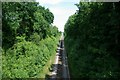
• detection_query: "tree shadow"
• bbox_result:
[45,64,63,80]
[45,40,64,80]
[45,49,63,80]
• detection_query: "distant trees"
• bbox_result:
[64,2,120,79]
[2,2,61,78]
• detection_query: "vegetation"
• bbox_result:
[2,2,61,78]
[64,2,120,79]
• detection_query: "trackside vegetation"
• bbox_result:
[64,2,120,79]
[2,2,61,78]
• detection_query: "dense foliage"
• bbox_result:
[64,2,120,79]
[2,2,61,78]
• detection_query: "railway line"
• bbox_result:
[46,35,70,80]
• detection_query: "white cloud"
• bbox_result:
[63,0,80,3]
[36,0,79,32]
[36,0,80,5]
[50,7,75,16]
[49,7,76,32]
[36,0,63,5]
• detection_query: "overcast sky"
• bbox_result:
[36,0,80,32]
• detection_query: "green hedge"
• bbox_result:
[2,36,60,78]
[64,2,120,79]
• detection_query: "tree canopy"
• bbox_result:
[64,2,120,79]
[2,2,61,78]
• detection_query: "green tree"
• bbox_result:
[64,2,120,79]
[2,2,61,78]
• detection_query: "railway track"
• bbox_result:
[46,35,70,80]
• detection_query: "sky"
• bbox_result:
[36,0,80,32]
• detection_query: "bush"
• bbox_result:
[64,2,120,79]
[2,36,59,78]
